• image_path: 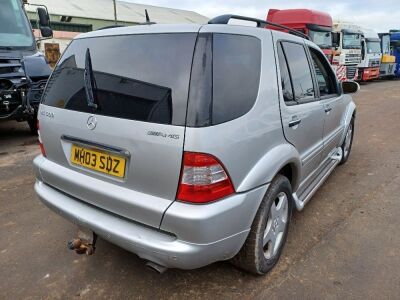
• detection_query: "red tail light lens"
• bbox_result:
[177,152,235,203]
[37,120,46,157]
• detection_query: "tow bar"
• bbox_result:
[67,227,97,255]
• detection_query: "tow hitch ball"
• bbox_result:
[67,228,97,255]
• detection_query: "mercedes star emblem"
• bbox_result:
[87,115,97,130]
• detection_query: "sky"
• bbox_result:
[128,0,399,32]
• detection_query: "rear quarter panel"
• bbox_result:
[184,26,300,193]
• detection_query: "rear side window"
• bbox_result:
[277,43,296,105]
[42,33,197,126]
[281,42,315,103]
[187,33,261,127]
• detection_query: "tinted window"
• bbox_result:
[282,42,315,103]
[187,33,261,127]
[277,43,295,105]
[42,33,197,126]
[309,47,338,97]
[212,34,261,124]
[186,34,213,127]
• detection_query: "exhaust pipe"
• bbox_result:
[145,261,168,274]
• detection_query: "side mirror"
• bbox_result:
[342,81,360,94]
[37,7,53,38]
[332,32,340,48]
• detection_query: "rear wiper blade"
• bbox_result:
[0,46,13,50]
[83,48,99,110]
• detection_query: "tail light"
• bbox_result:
[177,152,235,203]
[37,120,46,157]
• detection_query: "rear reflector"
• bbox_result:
[37,120,46,157]
[177,152,235,203]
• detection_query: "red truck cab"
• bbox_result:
[267,9,333,62]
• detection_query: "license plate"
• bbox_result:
[70,145,126,178]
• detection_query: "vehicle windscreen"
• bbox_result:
[0,0,35,48]
[392,40,400,52]
[366,41,381,54]
[41,33,197,126]
[309,30,332,49]
[342,33,362,49]
[381,35,390,54]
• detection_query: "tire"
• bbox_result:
[339,116,355,165]
[231,175,293,275]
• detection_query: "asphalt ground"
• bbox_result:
[0,80,399,299]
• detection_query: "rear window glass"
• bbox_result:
[187,33,261,127]
[42,33,197,126]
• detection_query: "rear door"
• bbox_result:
[307,45,346,160]
[275,40,325,188]
[38,31,198,228]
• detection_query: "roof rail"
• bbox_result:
[208,14,309,40]
[96,25,125,31]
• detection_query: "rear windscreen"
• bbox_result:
[42,33,197,126]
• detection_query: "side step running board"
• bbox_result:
[293,148,343,211]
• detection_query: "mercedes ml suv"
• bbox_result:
[33,15,358,275]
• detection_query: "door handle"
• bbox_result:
[289,119,301,128]
[325,106,332,113]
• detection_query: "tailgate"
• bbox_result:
[38,31,198,228]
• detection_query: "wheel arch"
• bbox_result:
[340,100,356,145]
[237,143,301,193]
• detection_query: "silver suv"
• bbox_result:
[33,15,358,275]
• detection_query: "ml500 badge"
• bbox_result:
[40,110,55,118]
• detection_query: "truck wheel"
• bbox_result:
[27,117,37,135]
[339,117,355,165]
[231,175,293,275]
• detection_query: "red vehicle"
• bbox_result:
[267,9,333,62]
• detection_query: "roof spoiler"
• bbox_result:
[208,14,309,40]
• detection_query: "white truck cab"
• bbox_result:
[358,28,382,81]
[332,22,363,81]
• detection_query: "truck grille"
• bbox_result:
[345,54,361,64]
[0,59,21,75]
[369,59,380,67]
[346,65,357,80]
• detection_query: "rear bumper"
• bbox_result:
[33,156,268,269]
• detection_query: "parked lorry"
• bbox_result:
[357,28,382,81]
[390,30,400,77]
[266,9,334,61]
[332,22,363,81]
[379,33,396,78]
[0,0,52,132]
